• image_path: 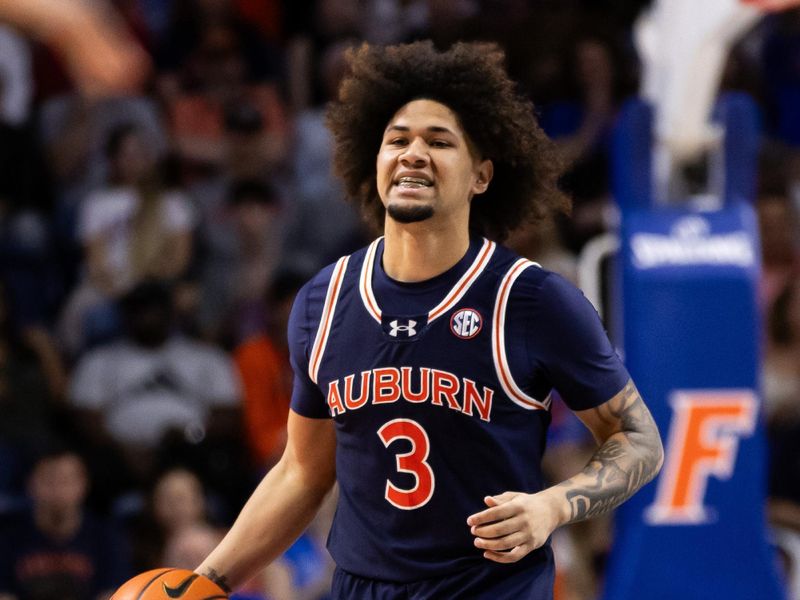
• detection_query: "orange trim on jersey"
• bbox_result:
[309,256,350,384]
[492,258,550,411]
[359,238,382,323]
[428,239,496,322]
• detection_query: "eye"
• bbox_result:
[387,137,408,146]
[430,140,451,148]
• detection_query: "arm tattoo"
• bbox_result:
[560,380,663,523]
[200,568,232,594]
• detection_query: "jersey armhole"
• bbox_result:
[308,255,350,384]
[491,258,551,411]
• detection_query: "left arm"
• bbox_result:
[468,379,663,563]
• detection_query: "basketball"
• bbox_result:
[111,568,228,599]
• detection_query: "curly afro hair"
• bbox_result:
[325,40,571,241]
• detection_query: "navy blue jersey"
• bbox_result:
[289,237,629,583]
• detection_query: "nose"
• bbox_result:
[399,137,429,166]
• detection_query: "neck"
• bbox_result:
[382,220,470,282]
[35,506,82,541]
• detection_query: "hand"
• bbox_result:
[466,491,561,564]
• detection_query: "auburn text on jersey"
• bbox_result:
[326,366,495,422]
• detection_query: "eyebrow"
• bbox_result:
[384,125,456,135]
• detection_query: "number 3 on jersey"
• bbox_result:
[378,419,435,510]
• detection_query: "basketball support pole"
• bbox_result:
[597,94,786,600]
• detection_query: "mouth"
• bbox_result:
[395,176,433,189]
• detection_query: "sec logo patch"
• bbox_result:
[450,308,482,339]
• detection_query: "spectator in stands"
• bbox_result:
[757,175,800,311]
[84,124,193,294]
[564,31,631,247]
[0,443,131,600]
[163,17,289,177]
[197,179,285,345]
[38,94,166,209]
[57,123,194,357]
[35,94,167,318]
[129,467,212,573]
[534,20,637,253]
[155,0,285,95]
[67,280,241,499]
[284,39,368,274]
[127,467,298,599]
[0,282,67,506]
[234,271,307,471]
[763,278,800,422]
[763,275,800,599]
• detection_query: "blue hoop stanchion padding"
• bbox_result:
[602,94,786,600]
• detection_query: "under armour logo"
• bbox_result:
[389,319,417,337]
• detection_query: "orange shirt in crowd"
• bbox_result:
[234,334,292,468]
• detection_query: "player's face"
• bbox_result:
[376,99,492,226]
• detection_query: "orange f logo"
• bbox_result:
[646,390,757,525]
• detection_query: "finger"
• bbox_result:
[467,503,517,527]
[482,545,530,564]
[467,492,521,525]
[483,492,518,507]
[474,531,527,552]
[471,516,521,539]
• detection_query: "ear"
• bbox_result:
[472,159,494,195]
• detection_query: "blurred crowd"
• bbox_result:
[1,1,800,599]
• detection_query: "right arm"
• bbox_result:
[196,410,336,593]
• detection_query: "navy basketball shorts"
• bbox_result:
[330,552,554,599]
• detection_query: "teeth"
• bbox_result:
[397,177,432,187]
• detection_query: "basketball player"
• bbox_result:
[195,41,664,599]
